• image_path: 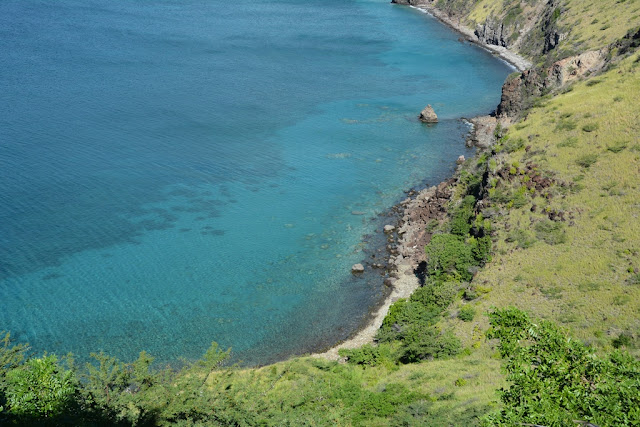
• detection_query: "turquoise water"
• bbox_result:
[0,0,511,365]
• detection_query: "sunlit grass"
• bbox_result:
[445,52,640,358]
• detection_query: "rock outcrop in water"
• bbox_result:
[351,263,365,273]
[418,105,438,123]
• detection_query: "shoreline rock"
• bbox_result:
[466,115,498,149]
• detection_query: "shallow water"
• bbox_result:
[0,0,511,364]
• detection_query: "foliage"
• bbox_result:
[425,233,475,281]
[458,305,476,322]
[451,195,476,236]
[506,228,536,249]
[400,327,461,363]
[575,153,599,168]
[4,355,76,418]
[534,220,566,245]
[340,344,388,367]
[485,307,640,426]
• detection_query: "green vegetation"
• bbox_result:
[4,355,75,418]
[485,308,640,426]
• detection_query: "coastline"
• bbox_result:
[314,1,526,361]
[409,3,531,72]
[315,179,457,361]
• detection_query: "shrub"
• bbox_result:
[484,308,640,426]
[534,220,566,245]
[607,141,628,153]
[340,344,383,366]
[555,119,577,132]
[425,234,474,281]
[469,235,492,263]
[458,306,476,322]
[400,327,461,363]
[582,123,599,132]
[410,282,459,311]
[575,153,598,168]
[450,195,476,236]
[5,355,76,418]
[356,383,426,421]
[504,137,526,153]
[506,229,537,249]
[557,136,578,148]
[612,333,633,349]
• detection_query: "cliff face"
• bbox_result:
[496,49,607,118]
[414,0,640,119]
[397,0,567,59]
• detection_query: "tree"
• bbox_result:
[5,355,76,418]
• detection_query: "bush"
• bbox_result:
[503,137,526,153]
[582,123,599,132]
[607,141,628,153]
[425,234,474,281]
[450,196,476,236]
[554,119,577,132]
[506,229,536,249]
[410,281,459,311]
[484,308,640,426]
[458,306,476,322]
[557,136,578,148]
[534,220,566,245]
[340,344,383,366]
[5,355,76,418]
[469,236,492,264]
[400,327,461,363]
[612,333,633,349]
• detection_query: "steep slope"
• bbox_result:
[446,49,640,355]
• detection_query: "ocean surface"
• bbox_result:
[0,0,511,365]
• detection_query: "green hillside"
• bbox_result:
[451,51,640,355]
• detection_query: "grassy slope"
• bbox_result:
[196,351,504,425]
[562,0,640,53]
[463,0,640,57]
[446,51,640,357]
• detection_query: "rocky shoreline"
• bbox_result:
[313,0,527,361]
[315,116,494,361]
[405,2,531,72]
[315,177,457,360]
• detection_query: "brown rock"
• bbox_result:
[418,104,438,123]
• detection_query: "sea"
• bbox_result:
[0,0,511,365]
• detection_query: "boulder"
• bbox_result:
[383,225,396,233]
[456,155,465,165]
[418,104,438,123]
[351,263,365,274]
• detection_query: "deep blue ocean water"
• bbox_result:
[0,0,511,365]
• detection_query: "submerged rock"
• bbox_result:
[419,104,438,123]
